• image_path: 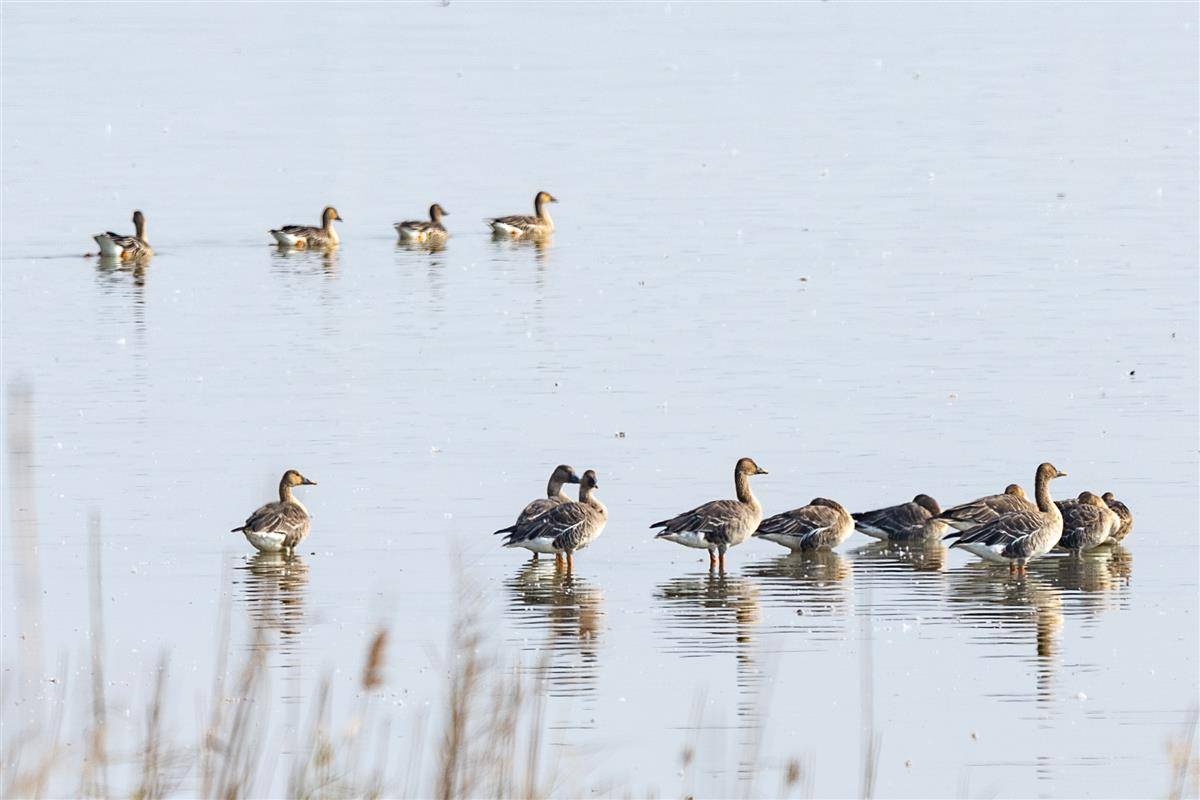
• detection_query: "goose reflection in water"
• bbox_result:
[232,552,310,654]
[946,565,1063,707]
[270,245,339,275]
[654,570,762,655]
[95,256,148,289]
[744,550,851,621]
[853,538,948,573]
[504,561,604,702]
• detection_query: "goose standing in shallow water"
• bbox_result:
[852,494,946,541]
[505,470,606,571]
[933,483,1034,533]
[494,464,582,559]
[231,470,317,554]
[270,206,342,249]
[489,191,557,239]
[395,203,449,244]
[1056,491,1121,554]
[1102,492,1134,542]
[754,497,854,552]
[944,463,1067,572]
[651,457,767,571]
[94,210,153,261]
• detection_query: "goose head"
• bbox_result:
[132,210,147,237]
[1036,463,1067,483]
[322,206,343,225]
[580,469,598,489]
[1078,491,1104,507]
[735,457,767,477]
[282,469,317,487]
[913,494,941,515]
[429,203,448,221]
[1004,483,1028,499]
[552,464,582,485]
[535,190,558,206]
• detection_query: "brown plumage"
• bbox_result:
[944,463,1066,571]
[270,206,342,249]
[651,457,767,570]
[1101,492,1133,542]
[395,203,449,243]
[496,464,582,558]
[94,210,153,261]
[1056,491,1120,554]
[933,483,1034,532]
[231,469,317,553]
[489,191,557,238]
[852,494,945,541]
[755,497,854,552]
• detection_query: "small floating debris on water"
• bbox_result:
[970,731,979,741]
[614,431,625,439]
[1076,691,1088,701]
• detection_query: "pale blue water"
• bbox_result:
[3,2,1197,797]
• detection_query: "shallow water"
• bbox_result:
[2,2,1198,797]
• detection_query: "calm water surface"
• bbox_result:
[3,3,1198,797]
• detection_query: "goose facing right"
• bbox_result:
[489,191,557,239]
[933,483,1034,533]
[395,203,449,244]
[231,469,317,554]
[270,206,342,249]
[494,464,582,559]
[944,463,1067,572]
[754,497,854,552]
[94,210,153,261]
[506,469,606,571]
[852,494,945,541]
[651,457,767,570]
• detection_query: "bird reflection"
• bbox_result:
[853,538,947,572]
[270,246,339,275]
[504,561,604,704]
[744,551,851,620]
[492,235,551,268]
[946,565,1063,708]
[231,552,310,676]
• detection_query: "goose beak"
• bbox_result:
[302,478,317,486]
[567,473,582,484]
[335,215,343,222]
[755,468,768,475]
[1055,470,1067,478]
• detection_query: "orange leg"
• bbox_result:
[554,552,564,568]
[565,551,574,572]
[718,551,726,573]
[708,550,718,570]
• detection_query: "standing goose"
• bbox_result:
[933,483,1034,533]
[1102,492,1133,543]
[651,457,767,571]
[505,470,606,571]
[494,464,582,559]
[489,191,557,239]
[94,210,153,261]
[754,497,854,552]
[270,206,342,249]
[1056,491,1121,554]
[230,469,317,554]
[944,463,1067,572]
[852,494,946,541]
[395,204,449,244]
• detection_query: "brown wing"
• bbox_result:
[651,499,744,545]
[756,504,843,549]
[235,501,310,548]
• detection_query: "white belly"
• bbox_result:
[271,230,302,247]
[958,542,1010,563]
[244,530,287,553]
[658,531,712,549]
[511,536,558,554]
[94,235,121,257]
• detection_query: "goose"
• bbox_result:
[1102,492,1133,542]
[270,206,342,249]
[489,191,557,239]
[651,457,767,570]
[754,497,853,552]
[851,494,946,541]
[1056,491,1121,554]
[943,463,1066,572]
[503,469,606,571]
[494,464,582,559]
[933,483,1034,533]
[230,469,317,554]
[395,203,449,244]
[93,210,153,261]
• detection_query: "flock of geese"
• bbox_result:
[231,460,1133,575]
[90,191,558,259]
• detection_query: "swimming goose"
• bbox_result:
[503,470,606,571]
[489,191,557,239]
[395,203,449,244]
[1102,492,1133,542]
[933,483,1034,533]
[94,210,153,261]
[852,494,946,541]
[651,457,767,571]
[754,497,854,552]
[230,469,317,554]
[494,464,582,559]
[944,463,1066,572]
[270,206,342,249]
[1056,491,1121,554]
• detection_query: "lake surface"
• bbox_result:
[2,2,1198,797]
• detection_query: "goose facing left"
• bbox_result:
[93,210,153,261]
[231,469,317,554]
[270,206,342,249]
[395,204,449,244]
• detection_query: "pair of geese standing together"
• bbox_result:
[91,192,559,261]
[231,460,1134,573]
